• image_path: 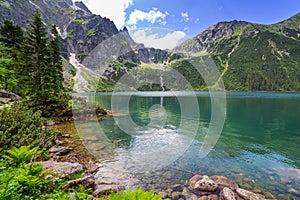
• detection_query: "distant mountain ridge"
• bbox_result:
[174,13,300,91]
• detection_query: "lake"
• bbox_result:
[73,92,300,199]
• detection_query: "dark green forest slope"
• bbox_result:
[174,14,300,91]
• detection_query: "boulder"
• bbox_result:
[41,160,83,176]
[190,175,218,192]
[93,184,125,197]
[63,175,95,192]
[220,187,236,200]
[211,175,239,190]
[236,188,266,200]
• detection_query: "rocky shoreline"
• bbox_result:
[41,124,283,200]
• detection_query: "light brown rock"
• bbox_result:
[220,187,236,200]
[158,191,169,199]
[236,188,266,200]
[207,194,219,200]
[193,175,218,192]
[171,191,183,200]
[211,175,239,190]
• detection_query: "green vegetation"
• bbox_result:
[72,19,89,24]
[0,102,53,153]
[108,188,165,200]
[87,29,96,36]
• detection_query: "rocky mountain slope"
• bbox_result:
[0,0,170,91]
[174,13,300,91]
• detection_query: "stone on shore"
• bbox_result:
[63,175,94,192]
[49,146,72,155]
[41,160,83,176]
[220,187,236,200]
[190,175,218,192]
[236,188,266,200]
[211,175,239,190]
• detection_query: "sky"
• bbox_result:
[76,0,300,49]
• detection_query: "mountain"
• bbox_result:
[0,0,169,91]
[174,13,300,91]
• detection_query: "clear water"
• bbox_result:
[74,92,300,198]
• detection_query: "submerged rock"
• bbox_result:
[211,175,239,190]
[41,160,83,176]
[236,188,266,200]
[189,175,218,192]
[220,187,236,200]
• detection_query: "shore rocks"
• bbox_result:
[236,188,266,200]
[41,160,83,176]
[220,187,236,200]
[49,146,73,156]
[190,175,218,192]
[63,175,95,192]
[211,176,239,190]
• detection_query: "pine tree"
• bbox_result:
[0,21,24,92]
[49,24,64,94]
[22,10,50,106]
[0,20,24,48]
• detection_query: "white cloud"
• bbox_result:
[131,29,186,50]
[127,9,168,28]
[82,0,133,29]
[181,12,190,22]
[195,18,199,23]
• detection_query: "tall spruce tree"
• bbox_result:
[22,10,66,116]
[0,21,24,93]
[0,20,24,48]
[49,25,64,94]
[23,10,49,102]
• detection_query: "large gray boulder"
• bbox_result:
[41,160,83,176]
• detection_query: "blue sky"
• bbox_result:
[79,0,300,49]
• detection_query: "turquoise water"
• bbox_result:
[76,92,300,198]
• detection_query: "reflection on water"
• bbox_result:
[76,92,300,198]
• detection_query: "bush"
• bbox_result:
[108,188,164,200]
[0,102,53,153]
